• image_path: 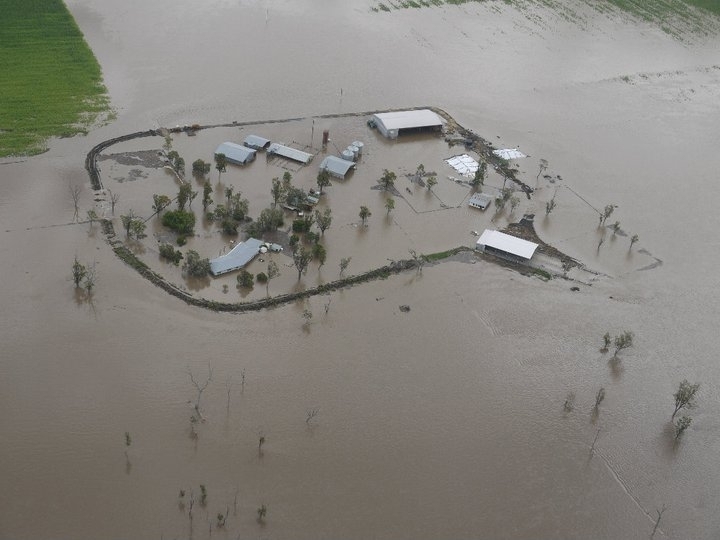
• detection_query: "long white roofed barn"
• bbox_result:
[371,109,443,139]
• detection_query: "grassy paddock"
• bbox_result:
[0,0,110,157]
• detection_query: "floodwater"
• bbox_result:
[2,1,720,538]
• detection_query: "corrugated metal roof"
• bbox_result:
[476,230,538,260]
[372,109,443,131]
[320,156,355,178]
[468,193,492,210]
[215,142,256,164]
[209,238,264,276]
[267,143,313,164]
[244,135,271,150]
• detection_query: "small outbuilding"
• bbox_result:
[468,193,493,210]
[319,155,356,179]
[267,143,313,164]
[475,230,538,262]
[215,142,257,165]
[209,238,264,276]
[370,109,443,139]
[244,135,271,150]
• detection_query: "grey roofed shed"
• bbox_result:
[319,155,356,179]
[267,143,313,164]
[209,238,264,276]
[244,135,271,150]
[371,109,443,139]
[215,142,257,165]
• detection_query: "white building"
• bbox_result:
[475,230,538,262]
[370,109,443,139]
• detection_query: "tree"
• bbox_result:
[601,332,611,352]
[202,181,213,211]
[339,257,351,276]
[257,504,267,523]
[159,243,183,265]
[292,246,313,281]
[229,192,249,221]
[600,204,615,226]
[674,415,692,439]
[594,387,606,409]
[426,175,437,191]
[237,269,254,288]
[630,234,639,250]
[315,208,332,235]
[271,177,284,207]
[415,163,425,180]
[509,196,520,215]
[72,257,87,288]
[672,380,699,419]
[69,183,82,222]
[86,209,98,228]
[409,249,426,274]
[359,205,371,225]
[379,169,396,191]
[472,162,487,190]
[302,309,313,326]
[152,194,171,215]
[266,260,280,296]
[130,219,146,240]
[192,159,211,179]
[108,189,119,215]
[613,330,634,357]
[316,169,331,194]
[536,158,548,186]
[224,185,234,207]
[162,210,195,234]
[83,262,97,294]
[214,153,227,182]
[312,243,327,268]
[177,183,193,211]
[545,197,557,216]
[611,221,621,236]
[183,250,211,278]
[120,210,137,237]
[282,171,293,193]
[385,197,395,215]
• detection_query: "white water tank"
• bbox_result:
[341,149,354,161]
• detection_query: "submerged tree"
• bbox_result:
[72,257,87,288]
[472,162,487,190]
[271,177,284,207]
[316,169,331,194]
[536,158,548,186]
[599,204,615,226]
[672,379,700,419]
[214,152,227,182]
[69,183,82,222]
[108,189,119,215]
[630,234,639,250]
[379,169,396,191]
[674,415,692,440]
[266,260,280,297]
[385,197,395,215]
[152,194,172,215]
[613,330,634,357]
[292,246,313,281]
[339,257,351,277]
[202,181,213,211]
[312,243,327,268]
[359,205,371,225]
[192,159,211,179]
[426,175,437,191]
[183,250,211,278]
[545,197,557,216]
[315,208,332,235]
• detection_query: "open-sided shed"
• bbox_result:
[267,143,313,164]
[476,230,538,262]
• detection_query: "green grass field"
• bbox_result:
[0,0,110,157]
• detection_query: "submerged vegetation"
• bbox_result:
[371,0,720,37]
[0,0,111,157]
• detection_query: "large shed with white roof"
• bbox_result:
[475,230,538,262]
[370,109,443,139]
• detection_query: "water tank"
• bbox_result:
[341,149,354,162]
[352,141,364,155]
[348,145,359,161]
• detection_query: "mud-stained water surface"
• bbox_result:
[2,1,720,539]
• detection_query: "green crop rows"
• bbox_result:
[0,0,110,157]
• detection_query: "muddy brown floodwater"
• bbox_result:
[2,1,720,539]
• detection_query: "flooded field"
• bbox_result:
[2,1,720,538]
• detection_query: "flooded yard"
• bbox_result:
[2,1,720,538]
